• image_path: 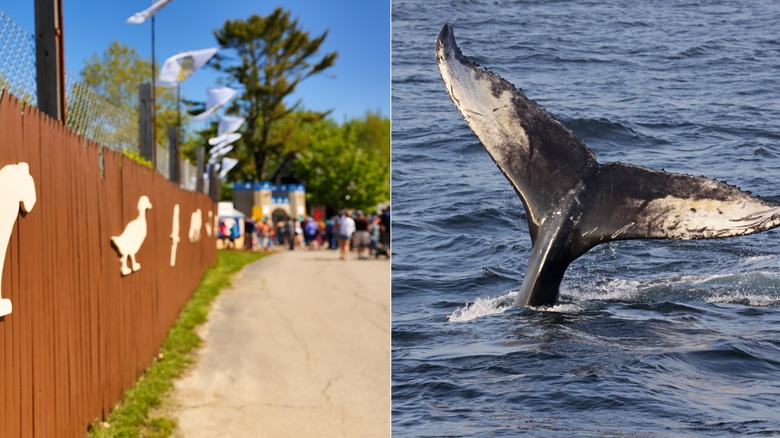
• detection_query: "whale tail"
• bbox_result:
[436,24,780,307]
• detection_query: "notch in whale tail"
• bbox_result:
[436,24,780,307]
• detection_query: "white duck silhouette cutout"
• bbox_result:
[189,208,202,242]
[111,196,152,276]
[0,162,36,317]
[170,204,180,267]
[205,210,213,237]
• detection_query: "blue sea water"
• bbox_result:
[391,1,780,436]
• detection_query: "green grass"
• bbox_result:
[88,250,270,437]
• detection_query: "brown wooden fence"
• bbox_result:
[0,91,217,436]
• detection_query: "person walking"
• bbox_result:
[304,216,319,250]
[286,218,296,250]
[244,218,256,250]
[259,218,273,251]
[353,211,371,260]
[379,207,391,258]
[337,210,355,261]
[325,217,336,249]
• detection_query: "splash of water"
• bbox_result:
[448,292,517,322]
[448,291,586,322]
[450,269,780,322]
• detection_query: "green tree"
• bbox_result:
[212,7,338,181]
[290,113,390,213]
[80,41,179,147]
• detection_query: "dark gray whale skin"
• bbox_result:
[436,24,780,307]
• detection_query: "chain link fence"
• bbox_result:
[66,75,140,153]
[0,10,203,191]
[0,11,37,105]
[0,10,139,153]
[156,142,199,191]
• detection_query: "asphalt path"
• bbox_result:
[168,249,391,437]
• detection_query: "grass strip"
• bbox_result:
[88,250,270,437]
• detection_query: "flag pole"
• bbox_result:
[177,83,181,127]
[151,14,157,145]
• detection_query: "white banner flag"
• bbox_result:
[209,115,245,145]
[158,48,219,87]
[192,87,237,122]
[218,115,245,136]
[220,158,240,179]
[209,133,241,155]
[127,0,172,24]
[208,146,234,164]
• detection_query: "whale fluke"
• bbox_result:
[436,24,780,307]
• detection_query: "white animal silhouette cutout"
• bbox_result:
[0,163,36,317]
[111,196,152,276]
[205,210,213,237]
[189,209,202,242]
[170,204,180,267]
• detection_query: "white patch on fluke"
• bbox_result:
[646,195,780,239]
[437,37,532,203]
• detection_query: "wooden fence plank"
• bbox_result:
[4,94,23,438]
[19,100,42,438]
[50,109,70,434]
[85,141,102,425]
[0,93,9,438]
[35,114,56,437]
[0,92,11,437]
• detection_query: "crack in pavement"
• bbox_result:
[322,373,348,436]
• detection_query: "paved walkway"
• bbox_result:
[168,249,390,437]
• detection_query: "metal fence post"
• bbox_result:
[195,146,205,193]
[139,82,155,165]
[208,165,220,201]
[168,126,180,184]
[34,0,66,122]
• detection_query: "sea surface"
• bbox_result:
[391,1,780,436]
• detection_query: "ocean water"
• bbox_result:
[391,1,780,436]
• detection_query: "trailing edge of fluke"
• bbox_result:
[436,24,780,307]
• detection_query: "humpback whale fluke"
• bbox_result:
[436,24,780,307]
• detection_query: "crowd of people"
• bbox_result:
[219,207,391,261]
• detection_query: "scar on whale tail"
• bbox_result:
[436,24,780,308]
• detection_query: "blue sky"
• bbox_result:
[2,1,389,122]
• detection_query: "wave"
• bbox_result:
[446,269,780,322]
[704,292,780,307]
[573,271,780,306]
[562,117,641,143]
